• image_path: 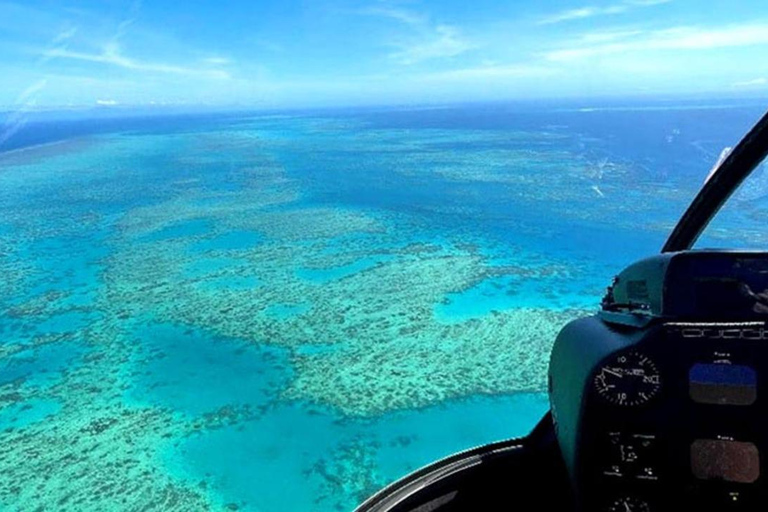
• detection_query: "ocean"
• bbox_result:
[0,99,766,511]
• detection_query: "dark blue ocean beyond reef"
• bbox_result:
[1,99,767,510]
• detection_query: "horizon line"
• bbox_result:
[2,90,768,117]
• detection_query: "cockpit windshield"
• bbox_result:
[697,156,768,249]
[2,2,768,511]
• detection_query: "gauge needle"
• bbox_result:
[624,502,631,512]
[603,368,622,378]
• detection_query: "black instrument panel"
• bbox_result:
[578,323,767,512]
[665,255,768,320]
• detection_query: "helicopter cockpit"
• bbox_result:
[356,109,768,512]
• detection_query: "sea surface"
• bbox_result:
[1,99,767,511]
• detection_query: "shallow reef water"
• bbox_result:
[1,102,766,510]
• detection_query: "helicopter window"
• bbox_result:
[696,155,768,249]
[3,1,768,511]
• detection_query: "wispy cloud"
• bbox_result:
[626,0,673,6]
[539,0,672,24]
[545,22,768,61]
[576,28,645,43]
[418,63,556,81]
[390,24,476,65]
[38,23,80,65]
[359,6,426,25]
[52,26,78,44]
[42,44,231,79]
[201,56,232,66]
[358,3,476,65]
[733,77,768,88]
[37,1,229,82]
[540,6,624,25]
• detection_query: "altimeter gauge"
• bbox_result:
[594,351,661,406]
[606,496,651,512]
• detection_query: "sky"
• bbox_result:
[2,0,768,109]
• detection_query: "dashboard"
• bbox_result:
[581,322,766,511]
[550,251,768,512]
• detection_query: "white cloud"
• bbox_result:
[359,6,426,25]
[390,24,476,65]
[733,77,768,88]
[37,23,81,65]
[577,29,644,43]
[626,0,672,5]
[544,23,768,61]
[42,44,230,79]
[539,0,672,25]
[36,2,230,83]
[420,63,556,81]
[540,6,625,25]
[96,99,118,105]
[357,4,476,65]
[52,26,78,44]
[202,56,231,65]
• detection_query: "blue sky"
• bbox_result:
[2,0,768,109]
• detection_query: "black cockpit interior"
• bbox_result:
[355,109,768,512]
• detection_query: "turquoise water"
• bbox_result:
[0,398,62,430]
[191,230,263,252]
[126,323,288,416]
[165,393,547,511]
[0,340,86,389]
[143,219,214,242]
[1,100,767,511]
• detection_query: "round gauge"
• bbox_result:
[594,351,661,406]
[606,496,651,512]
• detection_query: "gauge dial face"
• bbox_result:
[607,496,651,512]
[594,351,661,406]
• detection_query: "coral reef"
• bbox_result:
[285,308,583,415]
[0,115,622,511]
[308,437,387,510]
